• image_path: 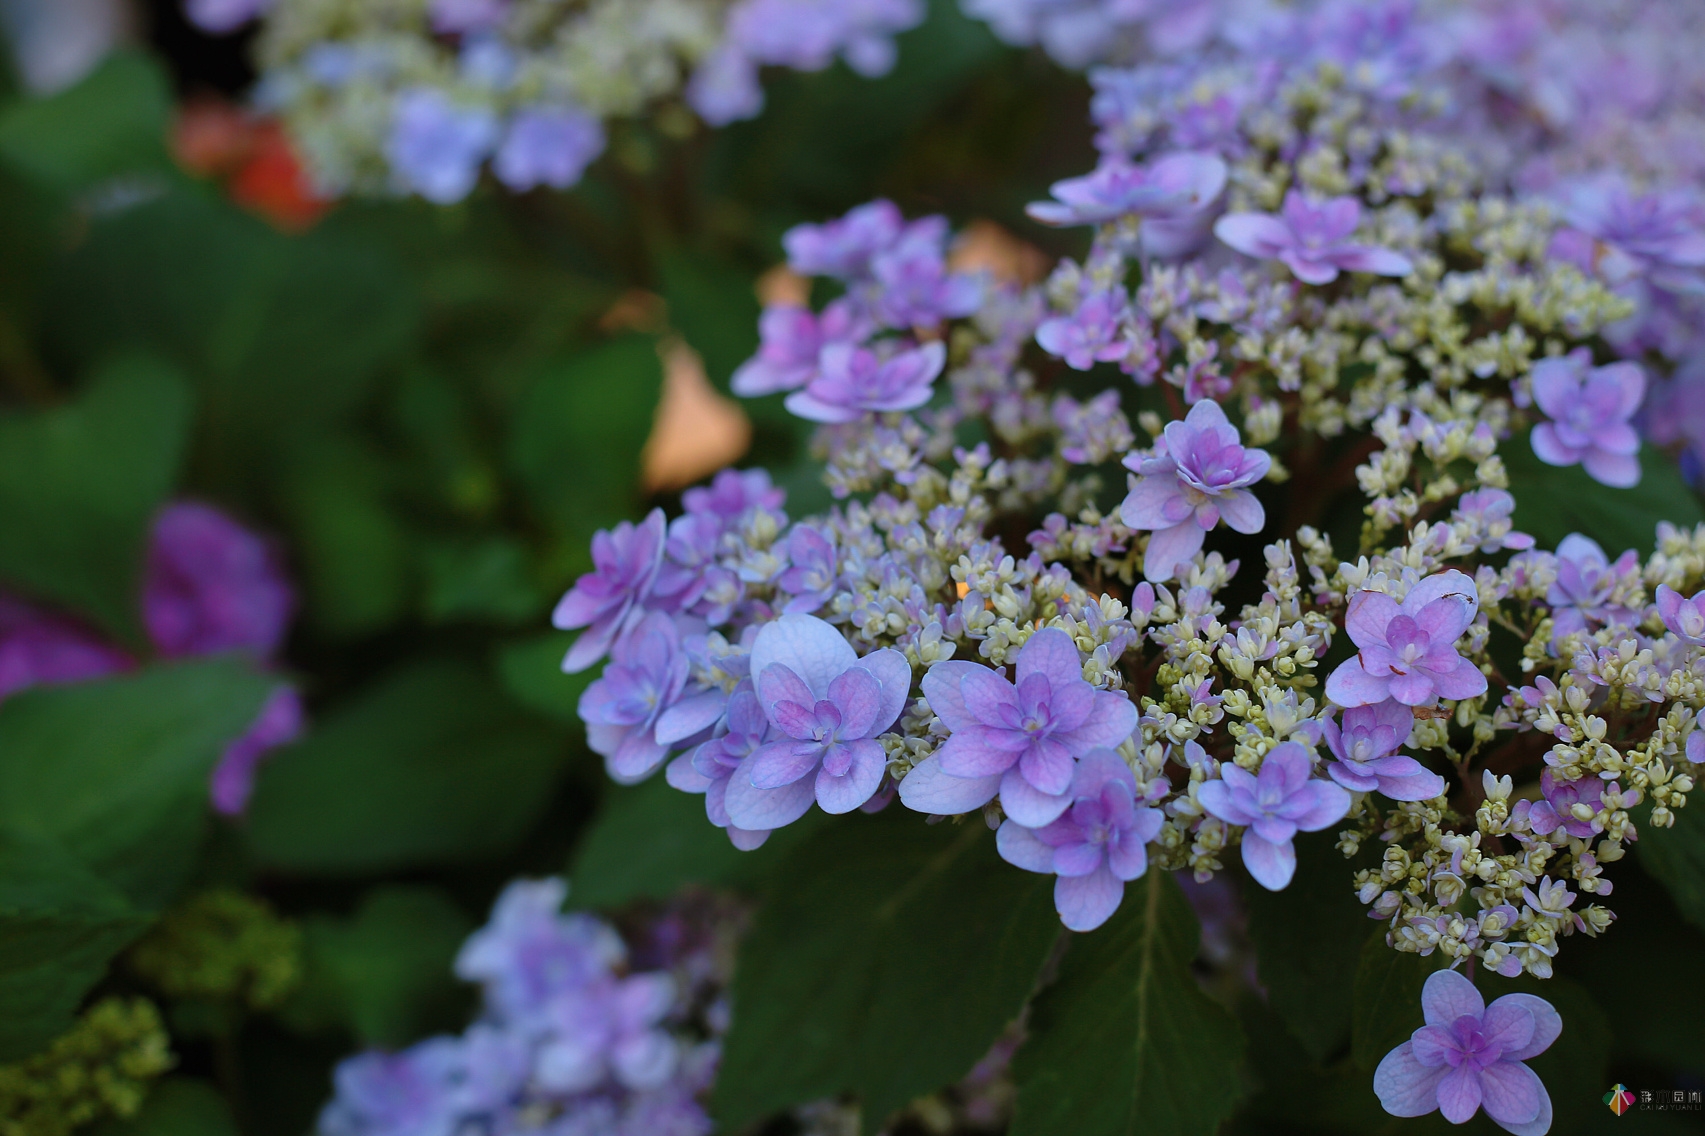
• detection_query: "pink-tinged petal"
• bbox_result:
[1052,841,1104,877]
[1216,488,1265,534]
[996,819,1056,872]
[1409,1024,1457,1067]
[1411,598,1474,646]
[749,613,858,700]
[850,647,912,735]
[1120,474,1188,530]
[1054,864,1125,931]
[1213,212,1294,258]
[1056,690,1139,752]
[666,753,714,793]
[1604,360,1646,418]
[1657,584,1684,627]
[727,826,771,850]
[1196,779,1255,826]
[828,666,883,738]
[1107,826,1151,880]
[920,660,985,732]
[1427,655,1488,701]
[1328,761,1379,793]
[960,665,1020,725]
[1250,815,1298,846]
[1529,423,1580,468]
[655,689,726,745]
[935,726,1021,778]
[1436,1064,1483,1125]
[1000,767,1073,827]
[1478,1001,1536,1057]
[1595,421,1640,456]
[1326,659,1391,707]
[1376,767,1448,802]
[1405,569,1480,618]
[1387,670,1438,706]
[561,612,625,673]
[723,758,818,830]
[1421,969,1485,1027]
[1345,589,1402,648]
[1581,448,1641,488]
[897,753,1001,815]
[815,739,885,813]
[1374,1042,1449,1118]
[757,663,816,719]
[1241,831,1297,890]
[1183,397,1231,431]
[748,739,820,789]
[1016,627,1086,692]
[1529,359,1578,419]
[1142,521,1206,582]
[1283,780,1353,831]
[1485,1066,1550,1136]
[1282,253,1342,285]
[1019,737,1076,796]
[1069,750,1138,798]
[1333,246,1414,276]
[1491,994,1561,1061]
[608,732,669,784]
[784,389,863,423]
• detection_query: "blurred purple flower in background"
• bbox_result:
[1215,190,1412,284]
[783,341,946,422]
[492,105,604,191]
[0,593,130,699]
[1528,349,1645,488]
[1026,151,1227,227]
[1036,289,1130,370]
[145,501,294,659]
[184,0,274,33]
[385,89,499,204]
[1655,582,1705,644]
[211,684,303,815]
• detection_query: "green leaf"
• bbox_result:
[280,886,473,1049]
[495,632,590,726]
[0,828,149,1061]
[714,811,1058,1133]
[656,251,760,394]
[245,659,566,874]
[1350,930,1444,1071]
[1010,871,1245,1136]
[0,53,172,194]
[507,336,662,536]
[0,355,191,641]
[90,1078,237,1136]
[1504,442,1704,554]
[421,536,542,626]
[1636,801,1705,935]
[0,660,273,908]
[1242,833,1368,1062]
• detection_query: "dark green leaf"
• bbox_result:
[0,828,149,1061]
[714,811,1058,1133]
[280,886,473,1048]
[495,632,590,726]
[0,53,172,194]
[1010,871,1244,1136]
[0,660,273,908]
[1504,442,1704,555]
[421,536,542,626]
[1636,800,1705,935]
[656,251,760,393]
[90,1078,237,1136]
[1350,930,1444,1071]
[1242,833,1368,1062]
[245,659,566,874]
[0,355,191,641]
[507,335,662,536]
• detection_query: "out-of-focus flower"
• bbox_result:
[1528,349,1645,488]
[211,684,303,815]
[784,341,946,423]
[384,89,499,205]
[578,612,693,784]
[492,106,604,191]
[1215,191,1413,284]
[1027,152,1227,227]
[553,510,669,674]
[144,502,295,660]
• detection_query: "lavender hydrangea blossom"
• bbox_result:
[144,501,295,659]
[577,612,695,784]
[1528,349,1646,488]
[1544,534,1639,637]
[898,628,1137,826]
[1197,741,1350,890]
[492,106,605,191]
[385,89,499,204]
[1119,399,1271,583]
[994,751,1164,930]
[1325,571,1488,708]
[1035,289,1130,371]
[783,341,946,423]
[1319,699,1445,802]
[730,301,869,397]
[553,509,668,673]
[1026,152,1227,227]
[1214,190,1413,285]
[1374,970,1559,1136]
[1655,583,1705,644]
[666,686,776,850]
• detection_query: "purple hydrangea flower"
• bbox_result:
[1036,289,1130,370]
[454,878,625,1028]
[730,300,870,397]
[184,0,274,33]
[1214,190,1413,285]
[536,972,679,1093]
[784,200,906,279]
[666,686,774,850]
[577,612,692,784]
[1528,349,1645,488]
[897,628,1138,827]
[681,468,785,523]
[1195,741,1351,890]
[724,614,910,829]
[553,509,668,673]
[994,751,1165,931]
[783,341,946,423]
[317,1039,470,1136]
[492,106,604,191]
[684,42,764,126]
[144,502,294,660]
[1655,583,1705,645]
[1549,178,1705,295]
[1452,488,1535,554]
[1026,152,1228,227]
[430,0,510,34]
[1325,571,1488,708]
[1320,699,1444,801]
[1118,399,1271,583]
[211,683,304,816]
[385,89,499,205]
[777,525,839,614]
[865,220,983,327]
[0,593,130,701]
[1527,769,1616,841]
[1373,969,1559,1136]
[1546,534,1638,637]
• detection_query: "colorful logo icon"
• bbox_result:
[1605,1085,1637,1116]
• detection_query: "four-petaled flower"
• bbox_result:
[897,628,1138,826]
[576,611,691,785]
[1528,348,1645,488]
[553,509,667,673]
[1655,583,1705,645]
[1214,190,1413,285]
[784,341,946,423]
[1119,399,1271,583]
[1326,571,1488,708]
[1546,533,1638,637]
[1374,970,1559,1136]
[1027,152,1228,227]
[724,614,910,830]
[995,751,1165,931]
[1196,741,1351,890]
[1320,699,1445,801]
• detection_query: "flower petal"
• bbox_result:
[920,660,985,732]
[815,739,886,813]
[1142,521,1206,582]
[1325,659,1392,707]
[748,739,820,789]
[1492,994,1561,1061]
[1420,969,1485,1028]
[1241,831,1297,890]
[1054,864,1125,931]
[1373,1042,1449,1118]
[1000,767,1073,827]
[723,760,818,830]
[750,613,858,700]
[1436,1064,1483,1125]
[896,753,1002,815]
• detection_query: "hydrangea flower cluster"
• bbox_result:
[0,501,300,815]
[318,880,732,1136]
[184,0,923,201]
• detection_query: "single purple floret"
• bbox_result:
[1026,151,1228,227]
[666,685,774,850]
[0,593,131,701]
[681,467,785,523]
[1655,583,1705,645]
[1196,740,1350,890]
[492,105,604,191]
[1118,398,1271,583]
[144,501,295,660]
[897,627,1138,827]
[995,750,1165,931]
[784,200,906,279]
[1528,349,1645,489]
[317,1037,474,1136]
[1325,571,1488,708]
[1373,969,1558,1136]
[865,219,983,328]
[685,43,765,126]
[577,612,692,784]
[724,614,910,829]
[1320,698,1444,801]
[430,0,510,33]
[1527,769,1610,841]
[1549,177,1705,295]
[777,525,839,614]
[385,89,499,205]
[1214,190,1413,285]
[1036,289,1130,371]
[553,509,668,673]
[783,340,946,423]
[1452,488,1535,554]
[1546,533,1638,638]
[731,300,870,397]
